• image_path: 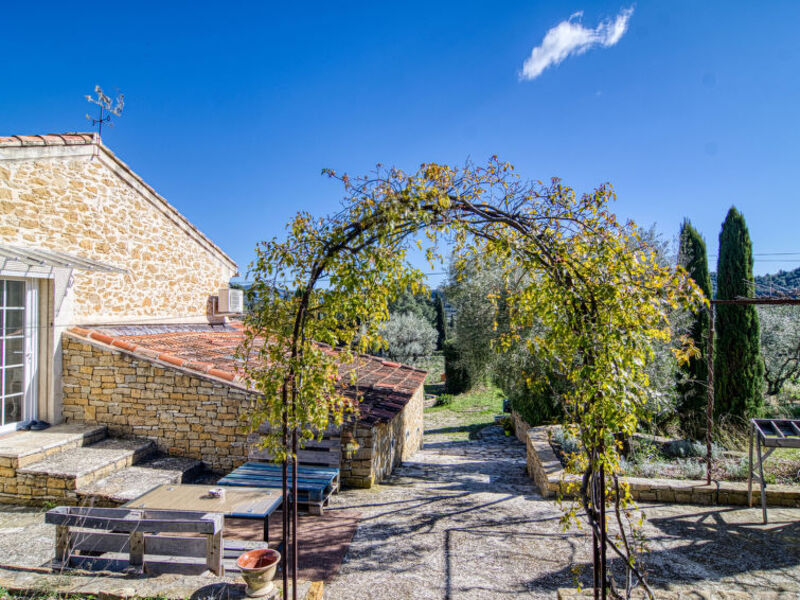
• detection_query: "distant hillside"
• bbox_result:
[754,267,800,296]
[708,266,800,298]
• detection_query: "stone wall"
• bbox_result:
[525,425,800,507]
[62,334,425,483]
[0,144,236,323]
[511,409,532,445]
[61,335,254,472]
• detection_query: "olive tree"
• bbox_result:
[759,305,800,397]
[381,311,437,364]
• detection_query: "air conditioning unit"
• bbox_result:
[217,287,244,314]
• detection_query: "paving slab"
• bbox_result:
[323,413,800,600]
[0,424,107,467]
[0,564,312,600]
[17,438,155,479]
[76,455,205,504]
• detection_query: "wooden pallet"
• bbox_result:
[219,462,339,515]
[45,506,224,575]
[248,436,343,469]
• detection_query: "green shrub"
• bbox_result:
[551,427,580,455]
[434,393,454,407]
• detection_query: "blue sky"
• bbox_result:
[2,1,799,281]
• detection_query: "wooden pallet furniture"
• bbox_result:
[124,483,282,542]
[219,462,339,515]
[248,435,343,470]
[748,418,800,524]
[45,506,225,575]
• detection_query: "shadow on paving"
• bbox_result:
[335,488,586,596]
[524,506,800,594]
[443,527,590,598]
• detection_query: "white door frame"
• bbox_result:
[0,278,38,433]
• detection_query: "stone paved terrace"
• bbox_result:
[322,413,800,599]
[1,415,800,598]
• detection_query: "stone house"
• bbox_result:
[0,133,424,504]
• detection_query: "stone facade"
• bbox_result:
[61,335,253,472]
[0,134,238,425]
[0,137,236,323]
[61,333,425,484]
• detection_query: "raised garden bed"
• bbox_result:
[512,410,800,507]
[550,428,800,486]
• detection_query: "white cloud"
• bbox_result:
[520,7,634,81]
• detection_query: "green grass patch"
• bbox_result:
[425,386,504,440]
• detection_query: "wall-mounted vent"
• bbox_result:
[217,287,244,314]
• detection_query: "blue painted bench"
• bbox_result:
[218,462,339,515]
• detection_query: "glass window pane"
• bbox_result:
[4,366,23,396]
[4,337,23,366]
[4,310,23,336]
[0,281,4,306]
[3,395,22,424]
[5,281,23,308]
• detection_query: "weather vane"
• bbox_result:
[85,85,124,136]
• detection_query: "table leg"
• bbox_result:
[263,515,269,544]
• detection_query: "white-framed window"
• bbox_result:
[0,278,37,432]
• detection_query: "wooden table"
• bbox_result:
[124,484,282,542]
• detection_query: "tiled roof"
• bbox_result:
[68,324,427,426]
[0,133,98,147]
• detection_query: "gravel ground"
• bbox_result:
[325,412,800,600]
[1,409,799,599]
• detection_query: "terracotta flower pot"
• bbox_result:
[236,548,281,597]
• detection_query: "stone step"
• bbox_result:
[0,423,107,472]
[76,455,206,506]
[14,438,156,503]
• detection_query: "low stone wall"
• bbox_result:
[526,425,800,507]
[61,334,254,472]
[340,386,424,488]
[511,409,532,445]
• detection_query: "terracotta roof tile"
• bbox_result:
[67,323,427,424]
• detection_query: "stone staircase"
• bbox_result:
[0,423,205,506]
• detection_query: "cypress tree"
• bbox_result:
[434,293,447,351]
[443,339,470,394]
[676,220,712,438]
[714,207,765,419]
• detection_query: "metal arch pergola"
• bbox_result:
[704,296,800,503]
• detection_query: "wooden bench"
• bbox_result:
[45,506,225,575]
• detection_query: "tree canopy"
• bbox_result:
[676,219,713,437]
[714,207,764,419]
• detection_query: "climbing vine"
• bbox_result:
[241,158,706,598]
